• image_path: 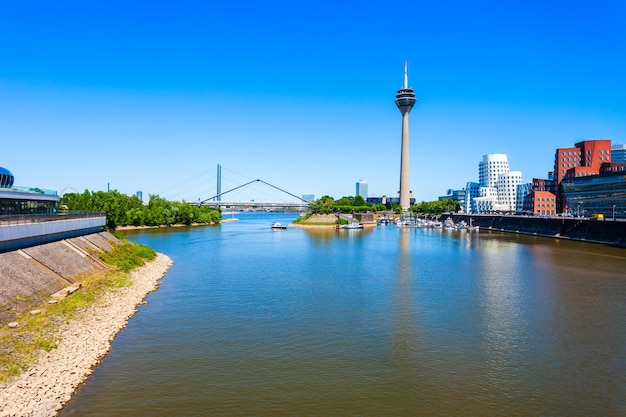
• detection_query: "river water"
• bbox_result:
[59,212,625,417]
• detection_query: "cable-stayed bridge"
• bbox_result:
[193,178,311,210]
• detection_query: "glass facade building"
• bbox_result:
[356,180,368,199]
[0,167,14,188]
[0,166,59,215]
[562,171,626,218]
[612,143,626,164]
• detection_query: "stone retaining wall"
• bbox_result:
[449,214,626,247]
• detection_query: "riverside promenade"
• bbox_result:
[449,214,626,247]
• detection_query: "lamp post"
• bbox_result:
[613,205,616,221]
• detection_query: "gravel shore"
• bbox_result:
[0,253,173,417]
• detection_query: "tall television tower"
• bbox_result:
[395,61,417,210]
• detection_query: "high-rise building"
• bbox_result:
[479,154,510,188]
[395,62,417,210]
[355,180,368,198]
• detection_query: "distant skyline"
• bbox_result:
[1,1,625,202]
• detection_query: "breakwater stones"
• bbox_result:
[0,253,173,417]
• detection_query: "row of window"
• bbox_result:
[0,199,57,215]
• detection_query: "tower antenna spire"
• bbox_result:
[403,61,408,89]
[395,61,417,211]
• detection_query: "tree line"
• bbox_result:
[309,195,460,216]
[60,190,221,229]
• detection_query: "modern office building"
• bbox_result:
[552,139,612,212]
[438,188,466,209]
[0,166,60,215]
[612,143,626,164]
[355,180,368,199]
[516,183,532,212]
[561,169,626,218]
[395,61,417,210]
[553,140,611,184]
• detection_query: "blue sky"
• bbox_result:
[1,1,625,203]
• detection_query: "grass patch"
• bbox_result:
[291,214,310,224]
[97,241,156,272]
[0,240,154,383]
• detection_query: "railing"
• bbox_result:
[0,212,106,226]
[2,186,58,196]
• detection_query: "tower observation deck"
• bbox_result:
[395,61,417,210]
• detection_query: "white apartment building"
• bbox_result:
[468,154,524,213]
[479,154,510,188]
[497,171,523,212]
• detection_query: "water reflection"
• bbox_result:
[302,226,375,240]
[60,217,626,417]
[475,239,530,403]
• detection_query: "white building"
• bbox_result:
[479,154,510,188]
[497,171,523,212]
[464,182,480,213]
[469,154,524,213]
[473,186,507,213]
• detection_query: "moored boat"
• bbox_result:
[271,222,287,229]
[339,222,364,230]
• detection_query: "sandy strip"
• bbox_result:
[0,253,173,417]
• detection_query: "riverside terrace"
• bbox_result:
[0,212,107,252]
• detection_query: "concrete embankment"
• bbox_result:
[0,232,118,325]
[0,232,173,417]
[449,214,626,247]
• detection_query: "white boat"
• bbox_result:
[339,222,364,230]
[271,222,287,229]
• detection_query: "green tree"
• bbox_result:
[310,195,335,214]
[353,195,366,206]
[61,191,220,229]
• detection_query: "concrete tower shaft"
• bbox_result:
[395,61,417,210]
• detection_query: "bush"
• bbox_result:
[98,242,156,273]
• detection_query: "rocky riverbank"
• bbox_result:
[0,253,173,417]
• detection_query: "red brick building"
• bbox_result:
[553,140,612,213]
[522,190,557,216]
